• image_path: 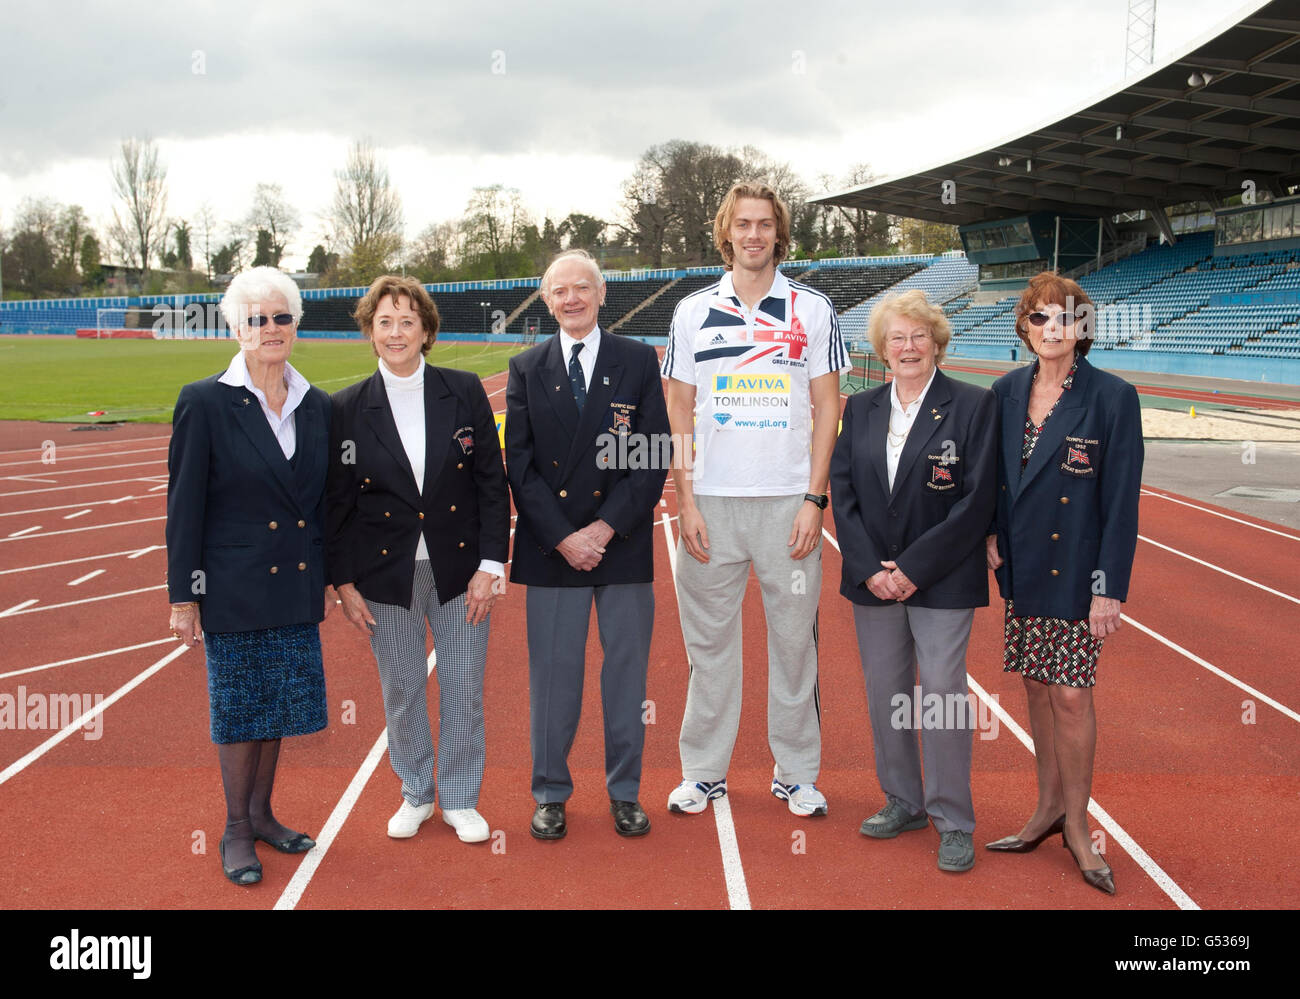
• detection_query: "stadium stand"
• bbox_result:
[839,255,979,340]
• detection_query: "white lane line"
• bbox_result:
[1121,614,1300,724]
[0,548,162,576]
[1,599,39,616]
[660,511,751,911]
[1138,534,1300,606]
[0,643,189,789]
[128,545,165,559]
[1140,489,1300,542]
[0,458,166,482]
[819,527,1200,910]
[0,445,169,468]
[67,569,105,586]
[8,475,56,484]
[963,675,1199,911]
[486,385,507,399]
[62,509,92,520]
[0,516,166,543]
[0,436,170,457]
[275,650,437,911]
[0,585,166,616]
[0,638,177,680]
[0,494,158,518]
[148,484,169,492]
[0,475,168,498]
[7,526,42,538]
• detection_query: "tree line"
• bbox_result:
[0,137,960,300]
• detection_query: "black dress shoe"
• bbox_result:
[984,814,1066,853]
[610,799,650,837]
[255,829,316,854]
[1064,829,1116,896]
[530,802,566,840]
[219,837,262,886]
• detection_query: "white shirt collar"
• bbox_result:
[717,267,790,306]
[217,349,309,407]
[889,366,938,418]
[379,357,426,389]
[559,324,601,361]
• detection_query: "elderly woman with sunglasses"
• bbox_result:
[166,266,335,886]
[983,272,1143,895]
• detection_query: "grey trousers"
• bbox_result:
[851,602,976,834]
[675,493,822,785]
[365,560,489,810]
[527,582,653,803]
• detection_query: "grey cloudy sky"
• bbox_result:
[0,0,1241,267]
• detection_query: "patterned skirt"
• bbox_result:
[204,623,327,744]
[1002,600,1103,688]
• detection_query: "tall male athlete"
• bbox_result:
[662,181,848,817]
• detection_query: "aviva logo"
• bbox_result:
[713,374,790,393]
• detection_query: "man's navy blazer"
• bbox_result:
[990,355,1143,620]
[165,373,330,633]
[325,364,510,608]
[505,330,669,587]
[830,368,998,608]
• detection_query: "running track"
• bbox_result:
[0,366,1296,910]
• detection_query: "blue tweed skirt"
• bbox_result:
[204,623,327,744]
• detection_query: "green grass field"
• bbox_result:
[0,336,520,423]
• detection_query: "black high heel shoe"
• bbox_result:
[1063,829,1115,895]
[984,814,1066,852]
[255,830,316,854]
[219,836,263,886]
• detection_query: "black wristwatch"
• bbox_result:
[804,493,828,510]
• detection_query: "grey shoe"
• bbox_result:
[860,801,929,839]
[938,830,975,872]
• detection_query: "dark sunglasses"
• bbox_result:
[1027,311,1078,327]
[247,313,295,328]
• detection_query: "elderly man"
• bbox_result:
[662,181,848,818]
[505,249,670,840]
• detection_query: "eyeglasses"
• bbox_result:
[1027,311,1078,327]
[886,331,933,348]
[246,313,295,328]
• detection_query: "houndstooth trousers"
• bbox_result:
[365,559,489,810]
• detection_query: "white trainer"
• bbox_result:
[387,800,434,838]
[442,808,490,843]
[667,778,728,814]
[771,771,828,817]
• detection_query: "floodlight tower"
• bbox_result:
[1126,0,1157,77]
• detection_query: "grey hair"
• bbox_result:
[540,249,604,300]
[219,266,304,328]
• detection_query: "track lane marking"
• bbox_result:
[819,526,1201,910]
[0,548,163,575]
[7,526,41,538]
[1138,534,1300,606]
[0,458,166,482]
[0,516,166,542]
[0,585,165,616]
[0,475,172,498]
[67,569,105,586]
[0,445,169,469]
[0,495,160,518]
[274,650,437,911]
[1,599,39,616]
[661,511,751,911]
[62,509,92,520]
[1140,489,1300,542]
[0,638,178,680]
[0,643,189,788]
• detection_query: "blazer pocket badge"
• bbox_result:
[608,400,637,435]
[925,453,959,491]
[454,426,475,454]
[1060,435,1099,477]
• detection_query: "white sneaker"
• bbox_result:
[442,808,490,843]
[771,770,828,817]
[387,800,434,838]
[667,778,727,814]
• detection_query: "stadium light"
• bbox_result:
[1025,159,1033,172]
[1115,125,1124,140]
[997,156,1013,167]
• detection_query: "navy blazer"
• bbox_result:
[506,330,669,587]
[326,364,510,608]
[991,356,1143,620]
[830,368,998,608]
[165,373,331,633]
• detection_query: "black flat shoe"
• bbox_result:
[985,814,1066,853]
[610,799,650,837]
[219,837,263,886]
[530,802,566,840]
[255,830,316,854]
[1063,830,1115,895]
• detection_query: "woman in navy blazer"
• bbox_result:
[166,266,334,886]
[830,289,998,874]
[984,271,1143,896]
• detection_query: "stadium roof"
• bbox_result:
[812,0,1300,233]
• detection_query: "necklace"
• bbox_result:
[888,395,919,446]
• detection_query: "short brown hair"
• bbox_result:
[1012,272,1095,358]
[713,180,791,269]
[868,289,952,367]
[353,274,440,356]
